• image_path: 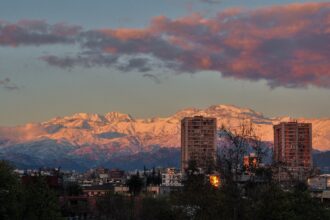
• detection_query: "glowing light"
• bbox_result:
[209,175,220,188]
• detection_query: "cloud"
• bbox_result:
[143,73,161,84]
[200,0,223,4]
[40,52,118,69]
[117,57,152,72]
[2,2,330,88]
[0,19,81,46]
[0,78,19,90]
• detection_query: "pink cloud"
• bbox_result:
[2,2,330,88]
[0,19,80,46]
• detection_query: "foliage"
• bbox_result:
[22,176,63,220]
[0,160,63,220]
[63,182,83,196]
[127,172,144,196]
[245,183,330,220]
[145,167,162,186]
[96,193,131,220]
[171,162,225,220]
[139,196,176,220]
[0,160,24,220]
[171,173,330,220]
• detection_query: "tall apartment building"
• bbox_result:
[273,122,312,181]
[181,116,217,173]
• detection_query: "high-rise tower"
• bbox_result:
[181,116,217,173]
[273,121,312,181]
[273,122,312,168]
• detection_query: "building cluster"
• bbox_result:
[12,115,329,218]
[180,116,328,202]
[14,166,183,218]
[308,174,330,202]
[15,166,183,195]
[14,117,318,195]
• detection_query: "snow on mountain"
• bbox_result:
[104,112,133,123]
[0,104,329,170]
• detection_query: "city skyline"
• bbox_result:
[1,2,330,219]
[1,0,330,126]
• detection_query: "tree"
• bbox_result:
[217,120,253,181]
[21,175,63,220]
[245,183,330,220]
[171,161,225,220]
[146,167,162,186]
[63,182,83,196]
[127,172,143,196]
[0,160,63,220]
[96,193,131,220]
[139,197,176,220]
[215,121,257,219]
[0,160,24,220]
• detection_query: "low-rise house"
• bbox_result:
[114,185,130,196]
[146,186,160,197]
[308,174,330,202]
[109,169,125,183]
[83,184,113,197]
[161,168,183,187]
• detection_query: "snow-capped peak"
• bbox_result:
[1,104,329,154]
[104,112,133,123]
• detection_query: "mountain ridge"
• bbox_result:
[1,104,330,170]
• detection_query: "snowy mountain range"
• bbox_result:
[0,104,329,171]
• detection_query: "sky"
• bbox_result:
[0,0,330,126]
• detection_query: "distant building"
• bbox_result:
[146,186,160,197]
[274,122,312,168]
[109,169,125,183]
[308,174,330,191]
[83,184,113,197]
[20,168,63,189]
[308,174,330,202]
[114,185,130,196]
[273,121,312,181]
[243,153,259,170]
[181,116,217,173]
[161,168,182,187]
